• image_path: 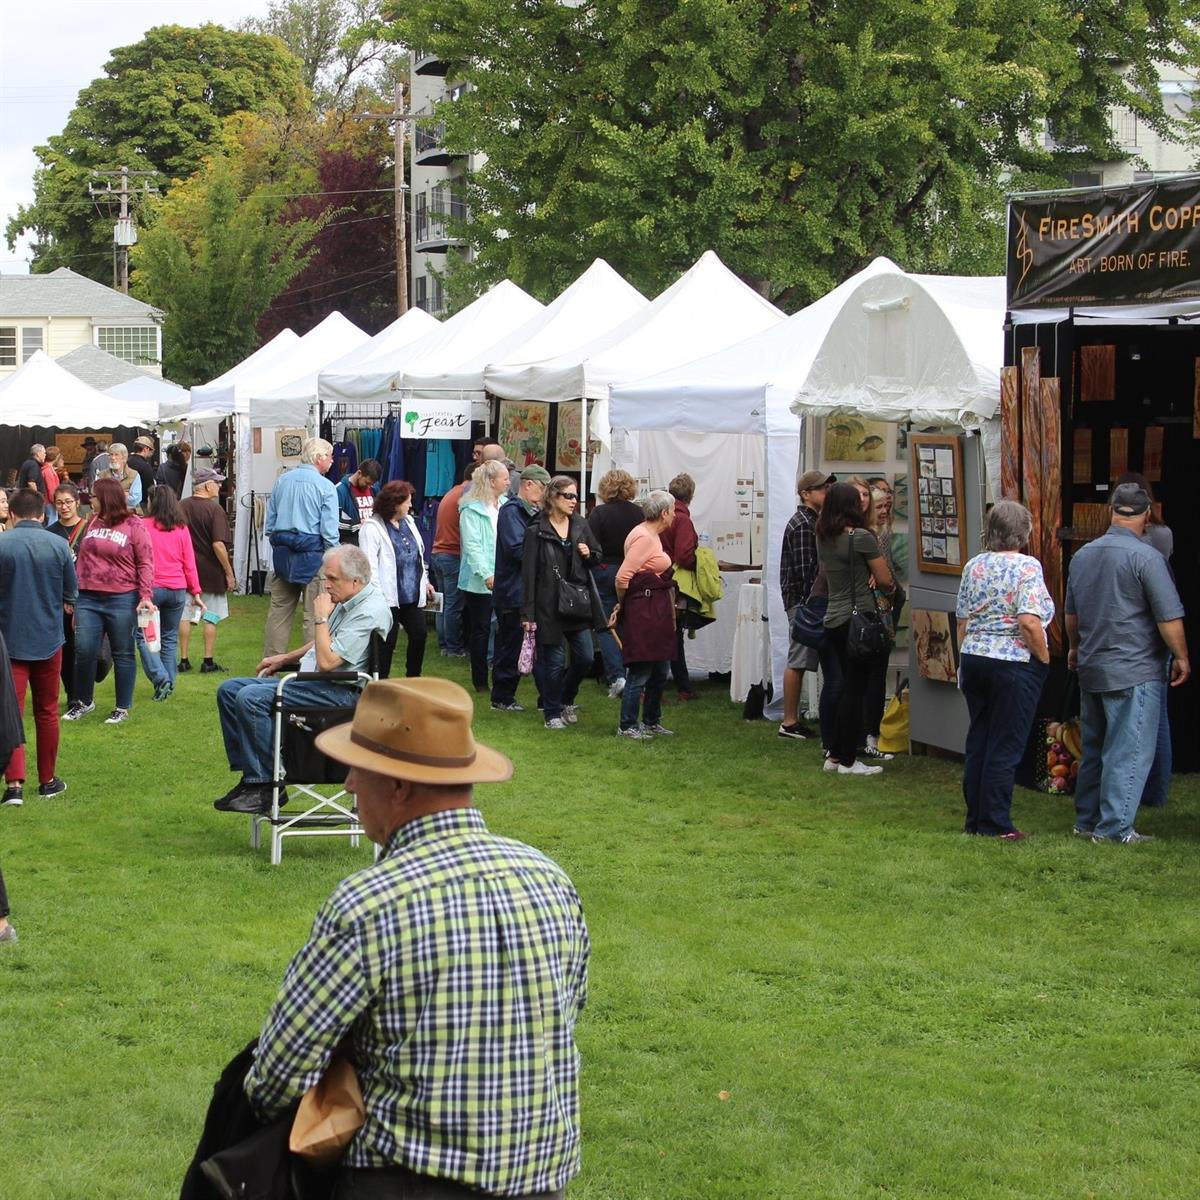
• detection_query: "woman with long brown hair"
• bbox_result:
[65,477,154,724]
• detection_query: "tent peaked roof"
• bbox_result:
[507,250,785,404]
[610,257,901,436]
[248,312,371,425]
[317,306,442,407]
[188,328,300,420]
[793,264,1006,429]
[105,373,191,422]
[318,279,542,409]
[482,260,648,401]
[0,350,157,427]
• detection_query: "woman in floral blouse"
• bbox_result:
[955,500,1054,840]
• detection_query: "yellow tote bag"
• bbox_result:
[876,685,910,755]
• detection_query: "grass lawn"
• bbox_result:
[1,595,1198,1199]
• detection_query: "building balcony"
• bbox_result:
[414,198,469,253]
[414,49,448,76]
[414,121,465,166]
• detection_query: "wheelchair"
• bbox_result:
[249,634,384,865]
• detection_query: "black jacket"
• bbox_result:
[521,511,603,645]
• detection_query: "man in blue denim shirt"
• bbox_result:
[1065,484,1189,844]
[263,437,339,657]
[215,545,392,815]
[0,489,78,804]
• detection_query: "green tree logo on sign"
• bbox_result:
[404,410,419,434]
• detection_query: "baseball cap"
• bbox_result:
[1110,483,1150,516]
[82,436,98,447]
[193,465,226,485]
[519,465,551,486]
[798,470,836,493]
[133,436,155,451]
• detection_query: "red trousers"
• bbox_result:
[6,650,62,785]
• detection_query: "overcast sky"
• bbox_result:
[0,0,278,274]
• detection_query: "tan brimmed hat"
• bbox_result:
[315,678,513,785]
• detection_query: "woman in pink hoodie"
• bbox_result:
[136,485,203,701]
[65,477,155,725]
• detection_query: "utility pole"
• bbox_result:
[355,80,411,315]
[88,167,158,293]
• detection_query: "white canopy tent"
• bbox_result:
[318,281,543,419]
[791,265,1006,491]
[472,259,648,402]
[105,373,191,422]
[316,307,441,409]
[0,350,158,427]
[187,328,299,422]
[610,257,903,711]
[247,312,372,428]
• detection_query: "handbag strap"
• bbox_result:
[847,532,861,615]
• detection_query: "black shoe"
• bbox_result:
[216,784,274,815]
[2,783,22,807]
[37,778,67,798]
[778,721,813,741]
[177,658,192,672]
[213,778,252,810]
[200,660,227,674]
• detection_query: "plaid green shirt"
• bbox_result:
[245,808,590,1194]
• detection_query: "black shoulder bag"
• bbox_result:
[846,533,889,663]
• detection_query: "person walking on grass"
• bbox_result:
[244,676,589,1200]
[178,467,235,674]
[65,476,155,727]
[136,486,203,702]
[431,463,474,658]
[459,461,510,693]
[0,488,77,803]
[660,473,700,702]
[1066,482,1189,844]
[47,483,89,706]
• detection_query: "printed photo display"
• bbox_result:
[910,434,965,574]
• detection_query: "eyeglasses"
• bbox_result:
[55,497,77,505]
[558,493,579,501]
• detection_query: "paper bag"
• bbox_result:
[288,1053,366,1164]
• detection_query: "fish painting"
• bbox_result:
[822,409,892,463]
[857,435,885,453]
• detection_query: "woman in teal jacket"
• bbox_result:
[458,460,511,690]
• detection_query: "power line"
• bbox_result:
[269,266,397,310]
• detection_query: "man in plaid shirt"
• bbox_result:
[244,677,590,1198]
[778,471,835,740]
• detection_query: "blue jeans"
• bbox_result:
[959,654,1048,835]
[1074,681,1161,840]
[540,629,592,721]
[593,563,625,684]
[1140,678,1172,808]
[136,586,188,687]
[74,590,138,710]
[431,552,465,653]
[620,660,669,730]
[216,676,358,783]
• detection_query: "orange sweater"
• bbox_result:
[617,523,671,588]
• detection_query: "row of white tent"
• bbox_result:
[0,251,1009,709]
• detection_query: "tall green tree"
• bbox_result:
[132,152,329,386]
[383,0,1200,310]
[241,0,401,110]
[6,24,307,281]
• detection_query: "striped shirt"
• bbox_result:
[245,808,590,1194]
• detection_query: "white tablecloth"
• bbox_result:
[729,582,770,702]
[685,570,759,678]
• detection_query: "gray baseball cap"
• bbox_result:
[1110,482,1150,516]
[193,465,226,485]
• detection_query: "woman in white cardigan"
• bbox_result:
[358,480,434,677]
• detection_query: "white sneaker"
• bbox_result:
[607,678,626,699]
[864,736,894,761]
[561,704,578,726]
[104,708,130,725]
[838,760,883,776]
[642,723,674,737]
[544,718,567,730]
[822,757,839,773]
[616,726,653,740]
[63,701,95,721]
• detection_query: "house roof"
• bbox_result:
[0,268,161,322]
[56,343,153,389]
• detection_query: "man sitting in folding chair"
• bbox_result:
[213,544,392,815]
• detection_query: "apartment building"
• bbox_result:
[410,49,481,315]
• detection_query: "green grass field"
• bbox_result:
[1,595,1198,1199]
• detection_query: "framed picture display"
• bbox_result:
[910,433,965,575]
[498,400,550,468]
[555,401,583,471]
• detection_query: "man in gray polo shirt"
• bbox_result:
[1065,483,1189,844]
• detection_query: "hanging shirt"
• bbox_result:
[388,519,422,606]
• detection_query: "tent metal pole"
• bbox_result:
[581,394,588,498]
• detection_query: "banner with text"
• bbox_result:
[393,397,473,440]
[1007,176,1200,309]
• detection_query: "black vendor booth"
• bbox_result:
[1006,174,1200,771]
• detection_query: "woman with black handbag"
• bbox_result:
[817,482,896,776]
[521,475,603,730]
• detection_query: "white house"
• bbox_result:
[0,268,163,379]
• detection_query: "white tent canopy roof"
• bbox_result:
[247,311,371,426]
[0,350,157,427]
[188,327,300,421]
[316,307,441,407]
[504,250,784,408]
[611,257,903,437]
[793,265,1006,429]
[105,373,191,421]
[478,260,648,401]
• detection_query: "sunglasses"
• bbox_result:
[557,493,579,501]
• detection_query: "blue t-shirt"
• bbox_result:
[1064,526,1184,692]
[388,520,421,606]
